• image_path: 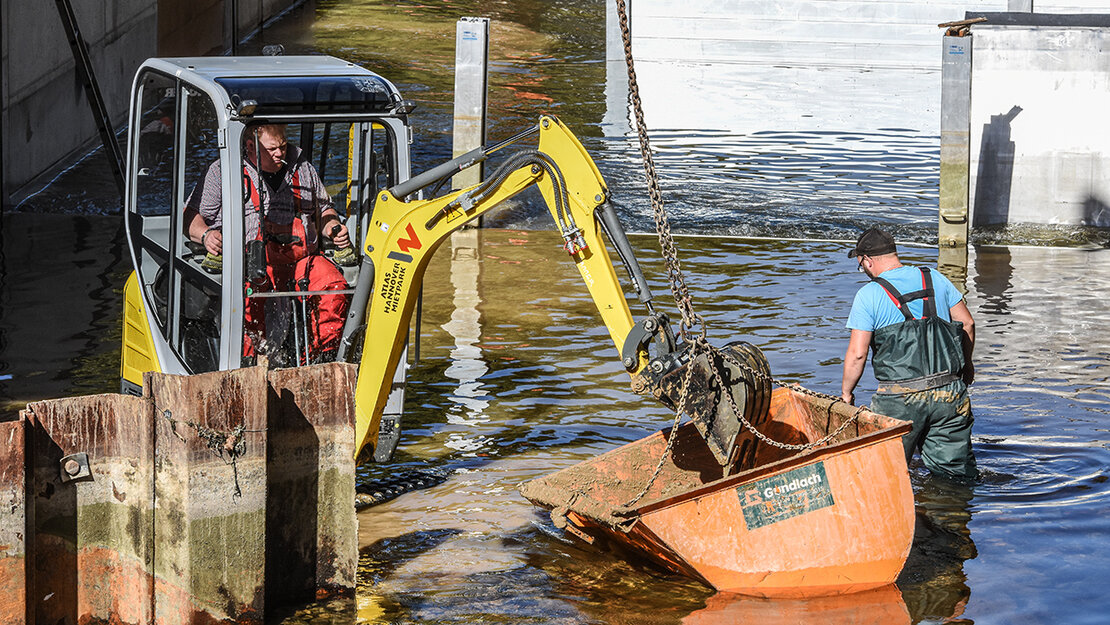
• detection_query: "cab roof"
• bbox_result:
[141,56,403,116]
[152,55,381,80]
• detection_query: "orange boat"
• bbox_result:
[520,386,915,598]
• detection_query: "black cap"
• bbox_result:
[848,228,897,258]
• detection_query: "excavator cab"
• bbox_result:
[121,57,415,441]
[120,56,417,459]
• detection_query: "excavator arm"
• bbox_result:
[348,116,672,461]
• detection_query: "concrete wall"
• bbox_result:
[1,0,304,208]
[967,15,1110,226]
[1,0,156,207]
[605,1,1110,136]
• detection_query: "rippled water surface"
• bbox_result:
[3,0,1110,623]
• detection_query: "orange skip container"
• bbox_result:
[520,386,915,598]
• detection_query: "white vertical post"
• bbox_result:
[603,0,631,136]
[939,34,973,289]
[448,18,488,411]
[452,17,490,192]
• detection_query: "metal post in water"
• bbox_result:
[939,31,972,288]
[451,17,490,194]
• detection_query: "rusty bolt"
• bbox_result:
[64,459,81,476]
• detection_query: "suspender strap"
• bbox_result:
[871,268,936,321]
[291,167,304,213]
[920,267,937,317]
[243,167,264,242]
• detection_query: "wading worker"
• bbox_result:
[841,227,978,480]
[183,123,352,361]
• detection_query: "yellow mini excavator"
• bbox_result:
[120,55,770,464]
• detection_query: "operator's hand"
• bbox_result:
[328,222,351,249]
[202,228,223,255]
[962,362,975,386]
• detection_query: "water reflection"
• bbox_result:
[441,229,492,452]
[684,585,909,625]
[899,477,976,623]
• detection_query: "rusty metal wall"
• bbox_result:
[0,362,356,625]
[0,417,28,625]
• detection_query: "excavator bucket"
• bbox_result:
[519,386,915,597]
[653,341,772,466]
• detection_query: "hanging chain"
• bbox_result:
[614,0,701,339]
[620,337,705,509]
[613,0,867,511]
[161,408,264,498]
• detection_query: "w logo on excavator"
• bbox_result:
[387,223,422,263]
[398,224,422,253]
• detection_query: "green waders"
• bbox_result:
[869,268,978,480]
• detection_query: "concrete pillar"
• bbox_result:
[939,34,972,282]
[266,366,358,602]
[26,392,157,625]
[148,366,269,624]
[451,17,490,191]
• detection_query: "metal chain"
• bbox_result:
[612,0,869,512]
[620,338,704,509]
[715,347,868,451]
[614,0,701,339]
[161,408,263,498]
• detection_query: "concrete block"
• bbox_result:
[148,366,269,625]
[968,21,1110,227]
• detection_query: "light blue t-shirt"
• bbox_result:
[846,266,963,332]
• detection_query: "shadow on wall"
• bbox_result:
[972,105,1023,228]
[1083,195,1110,227]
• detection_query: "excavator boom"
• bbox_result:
[351,116,660,461]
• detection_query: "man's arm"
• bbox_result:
[304,162,351,248]
[183,161,224,255]
[184,207,222,255]
[949,300,976,385]
[842,329,872,405]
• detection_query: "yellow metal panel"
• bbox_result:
[120,271,161,386]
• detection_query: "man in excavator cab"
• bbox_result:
[183,123,355,365]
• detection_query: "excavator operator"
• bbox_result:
[183,123,354,363]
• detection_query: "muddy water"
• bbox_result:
[337,232,1109,625]
[3,0,1109,622]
